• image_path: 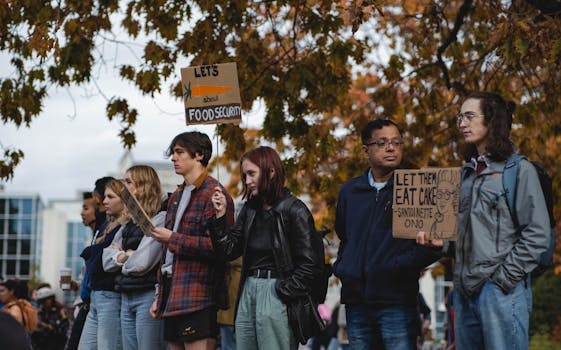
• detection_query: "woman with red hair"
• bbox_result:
[210,146,323,350]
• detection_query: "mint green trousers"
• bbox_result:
[235,276,297,350]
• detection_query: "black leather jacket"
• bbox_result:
[209,193,322,307]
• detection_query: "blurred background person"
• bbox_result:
[31,285,69,350]
[0,279,38,333]
[0,311,32,350]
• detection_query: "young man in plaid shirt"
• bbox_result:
[150,131,235,350]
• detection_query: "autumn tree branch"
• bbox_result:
[527,0,561,16]
[436,0,473,95]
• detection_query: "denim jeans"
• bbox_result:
[346,304,418,350]
[220,325,236,350]
[121,289,165,350]
[78,290,122,350]
[455,279,532,350]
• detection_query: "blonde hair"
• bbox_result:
[126,165,162,218]
[96,180,129,243]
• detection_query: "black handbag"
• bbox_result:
[287,293,327,345]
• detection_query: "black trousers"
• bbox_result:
[64,303,89,350]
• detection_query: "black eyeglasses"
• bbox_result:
[456,112,484,126]
[364,139,404,149]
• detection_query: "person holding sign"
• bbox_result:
[149,131,235,350]
[102,165,166,350]
[209,146,323,350]
[417,92,549,350]
[333,119,439,350]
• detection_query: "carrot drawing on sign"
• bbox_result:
[183,81,233,102]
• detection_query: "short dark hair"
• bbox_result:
[83,192,93,200]
[0,279,28,299]
[461,92,515,162]
[166,131,212,167]
[93,177,115,201]
[240,146,286,205]
[361,119,402,144]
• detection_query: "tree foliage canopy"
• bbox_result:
[2,0,561,266]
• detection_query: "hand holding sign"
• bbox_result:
[416,231,444,248]
[212,187,227,218]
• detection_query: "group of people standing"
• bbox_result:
[68,131,326,350]
[0,278,69,349]
[3,90,549,350]
[332,91,548,350]
[2,127,315,350]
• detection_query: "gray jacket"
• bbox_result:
[453,157,549,296]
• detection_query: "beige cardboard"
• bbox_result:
[180,62,242,125]
[392,167,461,240]
[120,186,154,237]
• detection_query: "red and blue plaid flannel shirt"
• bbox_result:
[156,172,234,317]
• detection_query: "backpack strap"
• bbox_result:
[10,300,27,329]
[503,153,526,228]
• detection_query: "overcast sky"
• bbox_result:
[0,68,263,203]
[0,8,268,203]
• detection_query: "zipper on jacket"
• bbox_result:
[460,172,478,294]
[496,208,501,253]
[472,176,485,207]
[493,192,505,253]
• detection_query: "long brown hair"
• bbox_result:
[461,92,515,162]
[240,146,286,205]
[126,165,162,218]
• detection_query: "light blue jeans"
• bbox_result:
[78,290,122,350]
[346,304,418,350]
[121,289,165,350]
[455,279,532,350]
[235,277,297,350]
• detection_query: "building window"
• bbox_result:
[21,239,30,255]
[21,219,31,236]
[0,219,5,235]
[8,219,18,236]
[9,199,20,214]
[6,259,16,275]
[0,240,4,254]
[7,239,18,255]
[20,260,30,275]
[22,199,33,215]
[0,198,5,213]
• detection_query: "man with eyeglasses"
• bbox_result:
[333,119,440,350]
[417,92,549,350]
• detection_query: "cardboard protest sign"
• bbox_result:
[120,186,154,237]
[180,62,242,125]
[392,167,461,240]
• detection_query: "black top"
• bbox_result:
[245,209,276,272]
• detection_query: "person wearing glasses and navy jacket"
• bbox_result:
[417,92,549,350]
[333,119,440,350]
